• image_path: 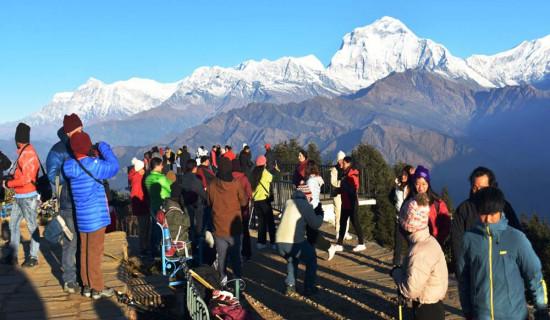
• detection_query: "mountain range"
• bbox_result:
[0,16,549,216]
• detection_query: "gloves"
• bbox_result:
[390,265,402,278]
[535,309,550,320]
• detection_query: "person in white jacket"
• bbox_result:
[390,192,448,320]
[330,151,351,240]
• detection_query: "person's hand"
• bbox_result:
[274,163,279,170]
[2,180,7,189]
[389,266,402,278]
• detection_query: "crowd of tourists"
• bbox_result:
[0,114,548,319]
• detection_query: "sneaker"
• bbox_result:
[303,286,319,296]
[333,244,343,252]
[285,285,296,296]
[344,233,353,240]
[21,257,38,268]
[327,245,337,261]
[205,231,215,248]
[352,244,366,252]
[82,286,92,298]
[256,243,266,250]
[63,281,80,294]
[92,287,115,300]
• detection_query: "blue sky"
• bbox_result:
[1,0,548,123]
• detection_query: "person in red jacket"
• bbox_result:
[129,157,150,256]
[332,156,366,253]
[223,145,236,161]
[2,123,40,267]
[210,145,218,173]
[404,165,451,246]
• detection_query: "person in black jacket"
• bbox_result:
[239,145,254,180]
[179,146,191,171]
[450,166,522,276]
[264,144,276,171]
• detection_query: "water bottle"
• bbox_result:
[163,227,172,251]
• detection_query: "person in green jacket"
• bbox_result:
[145,157,173,258]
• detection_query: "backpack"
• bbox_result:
[12,144,52,202]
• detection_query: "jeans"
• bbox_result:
[9,196,40,259]
[60,209,78,283]
[214,235,242,280]
[277,241,317,287]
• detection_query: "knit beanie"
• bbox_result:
[132,157,144,171]
[265,143,271,149]
[165,170,176,183]
[15,123,30,144]
[217,157,233,182]
[399,193,430,233]
[296,183,311,197]
[256,155,267,166]
[336,151,345,161]
[200,155,210,164]
[63,113,83,134]
[413,165,431,184]
[70,131,92,156]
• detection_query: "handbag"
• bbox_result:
[43,215,63,243]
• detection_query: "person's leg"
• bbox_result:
[241,207,251,258]
[60,209,78,285]
[87,227,106,292]
[265,203,276,245]
[20,196,40,260]
[8,198,23,260]
[150,211,161,257]
[392,219,405,266]
[338,209,351,245]
[413,300,445,320]
[136,215,149,252]
[295,241,317,289]
[229,235,242,278]
[314,232,331,252]
[349,204,364,245]
[80,232,89,289]
[333,195,341,236]
[214,236,229,281]
[255,201,267,245]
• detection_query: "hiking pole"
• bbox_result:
[397,288,404,320]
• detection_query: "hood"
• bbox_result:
[213,177,236,191]
[162,198,181,211]
[232,171,245,179]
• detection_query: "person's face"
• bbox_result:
[225,148,229,153]
[480,212,501,224]
[401,173,408,183]
[409,168,415,175]
[67,126,83,138]
[298,153,305,162]
[415,177,429,193]
[472,175,490,194]
[342,161,350,170]
[338,159,343,167]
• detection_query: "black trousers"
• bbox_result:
[255,200,276,245]
[412,300,445,320]
[338,204,363,245]
[306,203,331,251]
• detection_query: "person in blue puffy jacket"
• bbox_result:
[458,187,549,320]
[63,131,119,300]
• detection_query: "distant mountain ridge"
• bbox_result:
[2,16,550,145]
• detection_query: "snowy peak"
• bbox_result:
[466,35,550,86]
[327,16,495,89]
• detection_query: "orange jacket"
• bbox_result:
[7,144,39,195]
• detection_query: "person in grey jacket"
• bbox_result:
[276,189,323,297]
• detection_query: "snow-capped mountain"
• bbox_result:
[466,35,550,87]
[326,16,495,90]
[159,55,346,115]
[22,77,180,126]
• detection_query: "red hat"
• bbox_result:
[265,143,271,149]
[63,113,83,134]
[70,131,92,156]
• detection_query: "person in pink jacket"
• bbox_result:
[391,192,448,320]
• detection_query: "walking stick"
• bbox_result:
[397,288,404,320]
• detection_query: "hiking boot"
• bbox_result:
[63,281,80,294]
[352,244,366,252]
[303,286,319,296]
[333,244,343,252]
[256,243,266,250]
[92,287,115,300]
[285,285,296,296]
[327,245,337,261]
[21,257,38,268]
[82,286,92,298]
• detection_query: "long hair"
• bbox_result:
[250,165,265,191]
[406,178,440,205]
[304,160,320,177]
[398,165,414,190]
